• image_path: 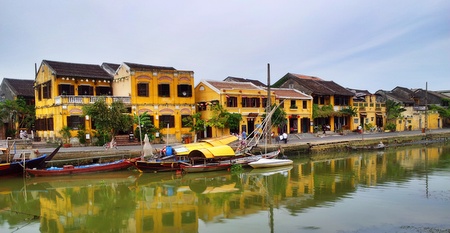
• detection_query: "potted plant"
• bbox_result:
[59,126,72,147]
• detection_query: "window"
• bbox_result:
[159,115,175,128]
[42,81,52,99]
[177,84,192,97]
[290,100,297,109]
[181,115,190,128]
[96,86,111,96]
[279,99,285,108]
[37,85,42,101]
[262,98,268,108]
[158,84,170,97]
[197,102,207,111]
[303,100,307,109]
[58,84,75,95]
[137,83,149,97]
[226,96,238,107]
[242,97,260,107]
[67,116,85,129]
[78,85,93,95]
[35,118,53,130]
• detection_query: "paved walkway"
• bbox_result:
[32,128,450,155]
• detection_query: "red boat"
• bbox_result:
[26,158,136,177]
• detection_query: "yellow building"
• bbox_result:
[272,73,356,132]
[195,80,273,138]
[271,88,313,134]
[34,60,118,142]
[348,89,386,132]
[112,62,195,143]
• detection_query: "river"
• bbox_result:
[1,143,449,233]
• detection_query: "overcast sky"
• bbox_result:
[1,0,449,93]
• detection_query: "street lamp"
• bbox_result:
[136,112,143,147]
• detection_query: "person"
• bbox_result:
[242,131,246,140]
[282,132,288,144]
[322,125,326,134]
[357,125,362,134]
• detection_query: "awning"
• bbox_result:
[376,112,383,116]
[359,112,367,116]
[188,145,236,158]
[247,113,259,118]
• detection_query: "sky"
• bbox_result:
[1,0,449,93]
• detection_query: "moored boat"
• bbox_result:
[248,158,293,169]
[0,145,61,177]
[134,155,191,173]
[26,158,137,177]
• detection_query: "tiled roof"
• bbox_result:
[206,80,262,90]
[123,62,176,71]
[223,76,267,87]
[102,63,120,72]
[43,60,112,79]
[274,73,354,96]
[2,78,34,97]
[271,88,311,99]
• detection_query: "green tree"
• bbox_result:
[338,106,358,117]
[182,112,205,142]
[312,104,335,119]
[385,99,406,131]
[227,112,242,133]
[262,103,287,132]
[134,111,159,141]
[0,97,35,138]
[206,103,229,137]
[82,98,133,144]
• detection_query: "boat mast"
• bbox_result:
[266,63,272,153]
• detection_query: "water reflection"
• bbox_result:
[0,144,449,232]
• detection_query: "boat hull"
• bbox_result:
[248,158,293,168]
[26,159,134,177]
[0,154,48,177]
[134,160,189,172]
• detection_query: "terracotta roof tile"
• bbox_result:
[271,88,311,99]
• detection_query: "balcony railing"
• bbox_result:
[54,95,131,105]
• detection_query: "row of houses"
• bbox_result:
[1,60,448,143]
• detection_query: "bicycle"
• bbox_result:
[103,141,118,150]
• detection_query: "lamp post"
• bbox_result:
[135,112,143,147]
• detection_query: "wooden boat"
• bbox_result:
[231,149,280,167]
[180,162,231,173]
[25,158,137,177]
[248,158,293,169]
[134,155,191,173]
[0,145,61,177]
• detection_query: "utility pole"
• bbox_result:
[425,82,428,134]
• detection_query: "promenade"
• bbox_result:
[35,128,450,156]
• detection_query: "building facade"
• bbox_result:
[112,62,196,143]
[34,60,117,142]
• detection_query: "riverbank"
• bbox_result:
[3,128,450,163]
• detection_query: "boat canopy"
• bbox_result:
[173,135,238,156]
[188,145,236,159]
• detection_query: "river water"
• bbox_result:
[1,143,449,233]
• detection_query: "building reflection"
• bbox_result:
[0,145,447,232]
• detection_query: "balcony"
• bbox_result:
[54,95,131,105]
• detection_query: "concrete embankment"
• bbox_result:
[2,129,449,164]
